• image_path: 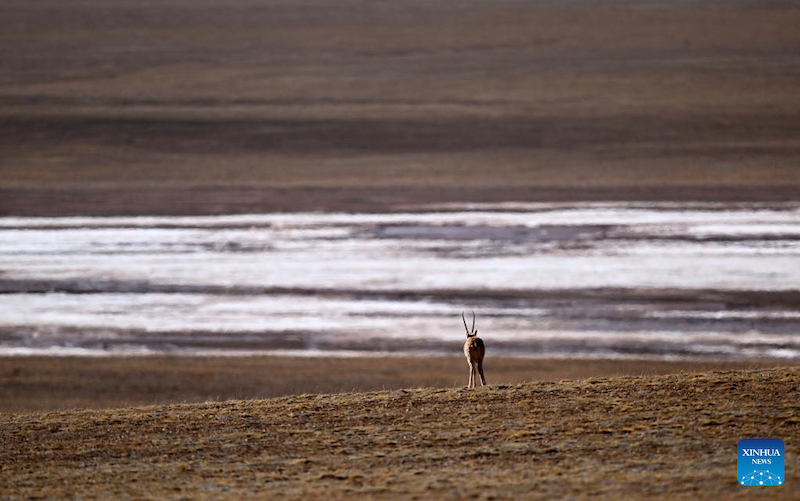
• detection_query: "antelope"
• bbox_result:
[462,311,486,388]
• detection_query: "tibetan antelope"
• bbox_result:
[462,311,486,388]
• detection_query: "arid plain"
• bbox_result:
[2,0,800,215]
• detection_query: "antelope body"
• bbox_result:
[462,311,486,388]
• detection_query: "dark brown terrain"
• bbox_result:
[1,355,796,413]
[2,0,800,215]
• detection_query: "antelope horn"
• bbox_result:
[471,310,476,332]
[462,311,469,333]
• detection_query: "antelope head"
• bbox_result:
[462,311,477,338]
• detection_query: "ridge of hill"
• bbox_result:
[1,367,797,500]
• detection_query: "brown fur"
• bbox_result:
[463,336,486,388]
[461,311,486,388]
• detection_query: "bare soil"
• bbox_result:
[3,185,800,217]
[2,0,800,215]
[1,355,796,413]
[1,367,797,500]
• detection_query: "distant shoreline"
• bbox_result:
[3,185,800,217]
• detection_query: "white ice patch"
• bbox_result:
[0,292,546,335]
[2,202,800,358]
[1,202,799,229]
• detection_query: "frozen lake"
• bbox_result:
[1,202,799,359]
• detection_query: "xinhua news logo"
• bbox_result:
[738,438,784,486]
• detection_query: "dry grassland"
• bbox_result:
[1,367,797,500]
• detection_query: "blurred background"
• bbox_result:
[1,0,799,411]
